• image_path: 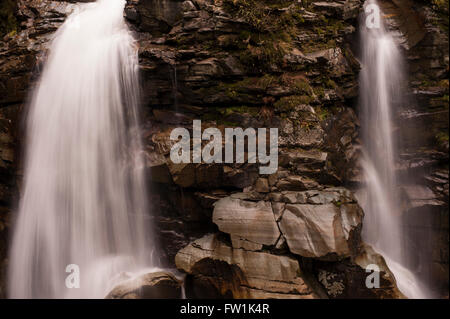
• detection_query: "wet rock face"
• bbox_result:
[132,0,184,34]
[376,0,449,297]
[134,0,447,298]
[379,0,449,152]
[0,107,17,297]
[313,243,405,299]
[127,0,361,109]
[132,0,366,286]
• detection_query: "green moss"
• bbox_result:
[279,74,313,95]
[217,75,315,103]
[295,81,311,93]
[419,79,449,90]
[219,75,278,95]
[432,0,449,12]
[0,0,17,37]
[236,33,287,72]
[302,39,336,53]
[223,0,299,31]
[436,132,448,143]
[430,0,449,33]
[223,0,306,72]
[223,0,269,31]
[257,74,277,89]
[313,86,325,99]
[220,105,260,117]
[333,200,343,207]
[324,79,337,89]
[274,95,311,112]
[297,16,346,54]
[312,22,343,37]
[421,79,435,87]
[291,12,305,24]
[428,94,450,110]
[201,106,258,126]
[438,79,449,87]
[316,106,330,121]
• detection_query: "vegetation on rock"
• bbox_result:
[0,0,17,38]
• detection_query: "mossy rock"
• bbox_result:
[274,95,312,112]
[0,0,17,37]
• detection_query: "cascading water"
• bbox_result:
[8,0,155,298]
[358,0,429,299]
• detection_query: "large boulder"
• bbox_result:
[211,188,363,259]
[277,188,363,259]
[175,234,318,299]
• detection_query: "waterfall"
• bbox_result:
[358,0,429,299]
[8,0,155,298]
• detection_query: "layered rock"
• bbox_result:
[212,188,363,259]
[132,0,365,273]
[175,234,318,298]
[127,0,444,298]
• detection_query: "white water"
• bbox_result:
[8,0,155,298]
[358,0,427,299]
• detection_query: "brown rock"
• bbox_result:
[175,234,318,299]
[105,271,182,299]
[254,177,269,193]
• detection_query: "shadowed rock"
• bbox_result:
[106,271,183,299]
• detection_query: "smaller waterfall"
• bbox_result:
[8,0,156,298]
[358,0,428,299]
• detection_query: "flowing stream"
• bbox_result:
[8,0,155,298]
[358,0,428,299]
